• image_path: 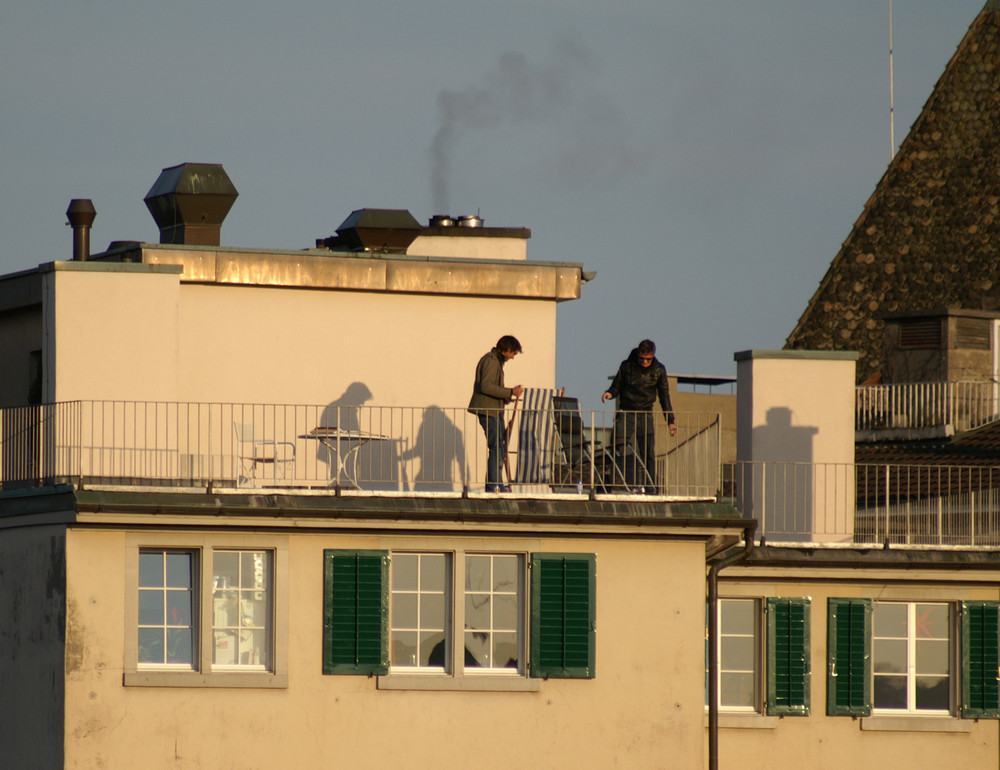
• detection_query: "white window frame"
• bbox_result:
[124,532,288,688]
[378,536,539,692]
[715,598,762,713]
[872,600,952,716]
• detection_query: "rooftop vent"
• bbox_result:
[66,199,97,261]
[321,208,422,253]
[143,163,238,246]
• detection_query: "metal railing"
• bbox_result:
[728,460,1000,546]
[856,380,999,432]
[0,401,722,498]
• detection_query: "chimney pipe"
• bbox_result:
[66,199,97,261]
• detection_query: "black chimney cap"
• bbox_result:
[144,163,238,246]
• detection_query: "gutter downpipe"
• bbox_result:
[707,519,757,770]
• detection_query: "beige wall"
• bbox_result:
[735,351,858,542]
[716,570,1000,769]
[409,234,527,261]
[47,264,182,403]
[63,525,709,769]
[175,284,555,409]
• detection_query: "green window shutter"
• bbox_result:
[826,598,871,716]
[961,601,1000,719]
[323,550,388,675]
[529,553,595,679]
[766,597,811,715]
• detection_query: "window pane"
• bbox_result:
[466,555,490,591]
[873,639,906,673]
[494,595,518,631]
[167,628,193,664]
[916,639,949,675]
[493,633,519,668]
[165,552,190,588]
[139,552,164,587]
[466,594,491,630]
[721,672,755,707]
[721,600,754,635]
[493,556,518,591]
[392,554,418,590]
[138,589,164,625]
[915,604,948,640]
[422,555,446,591]
[916,676,949,710]
[138,628,164,664]
[721,637,755,671]
[392,593,418,629]
[213,552,238,589]
[166,589,191,627]
[422,593,446,629]
[421,631,446,667]
[873,603,907,637]
[392,631,418,667]
[874,674,907,708]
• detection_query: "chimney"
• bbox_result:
[66,199,97,261]
[143,163,238,246]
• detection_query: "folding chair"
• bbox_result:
[234,422,296,487]
[551,396,626,492]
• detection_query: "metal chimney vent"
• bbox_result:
[144,163,238,246]
[66,199,97,261]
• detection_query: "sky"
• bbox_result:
[0,0,988,410]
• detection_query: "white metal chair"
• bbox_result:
[234,422,296,487]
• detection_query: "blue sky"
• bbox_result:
[0,1,987,408]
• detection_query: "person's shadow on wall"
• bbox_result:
[398,405,467,491]
[317,382,399,486]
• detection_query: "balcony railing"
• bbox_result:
[0,401,722,499]
[856,380,999,432]
[728,460,1000,546]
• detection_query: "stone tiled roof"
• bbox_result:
[855,417,1000,466]
[785,3,1000,383]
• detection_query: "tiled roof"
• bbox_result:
[786,3,1000,383]
[856,416,1000,466]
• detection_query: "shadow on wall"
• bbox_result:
[398,405,467,491]
[748,407,819,539]
[319,386,468,490]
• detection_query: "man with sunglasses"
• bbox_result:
[602,339,677,492]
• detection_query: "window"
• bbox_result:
[138,550,195,666]
[828,598,1000,719]
[125,534,287,688]
[873,602,950,714]
[710,597,810,716]
[391,552,450,670]
[323,547,594,689]
[212,550,272,669]
[717,598,758,710]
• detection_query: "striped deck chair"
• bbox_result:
[514,388,558,483]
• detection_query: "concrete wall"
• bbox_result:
[0,523,66,769]
[62,526,708,769]
[716,569,1000,769]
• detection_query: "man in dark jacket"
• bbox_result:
[469,335,524,492]
[602,339,676,491]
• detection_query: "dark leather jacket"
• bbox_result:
[606,348,675,422]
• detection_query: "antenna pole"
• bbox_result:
[889,0,896,159]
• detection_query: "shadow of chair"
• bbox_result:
[551,396,626,492]
[234,422,296,487]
